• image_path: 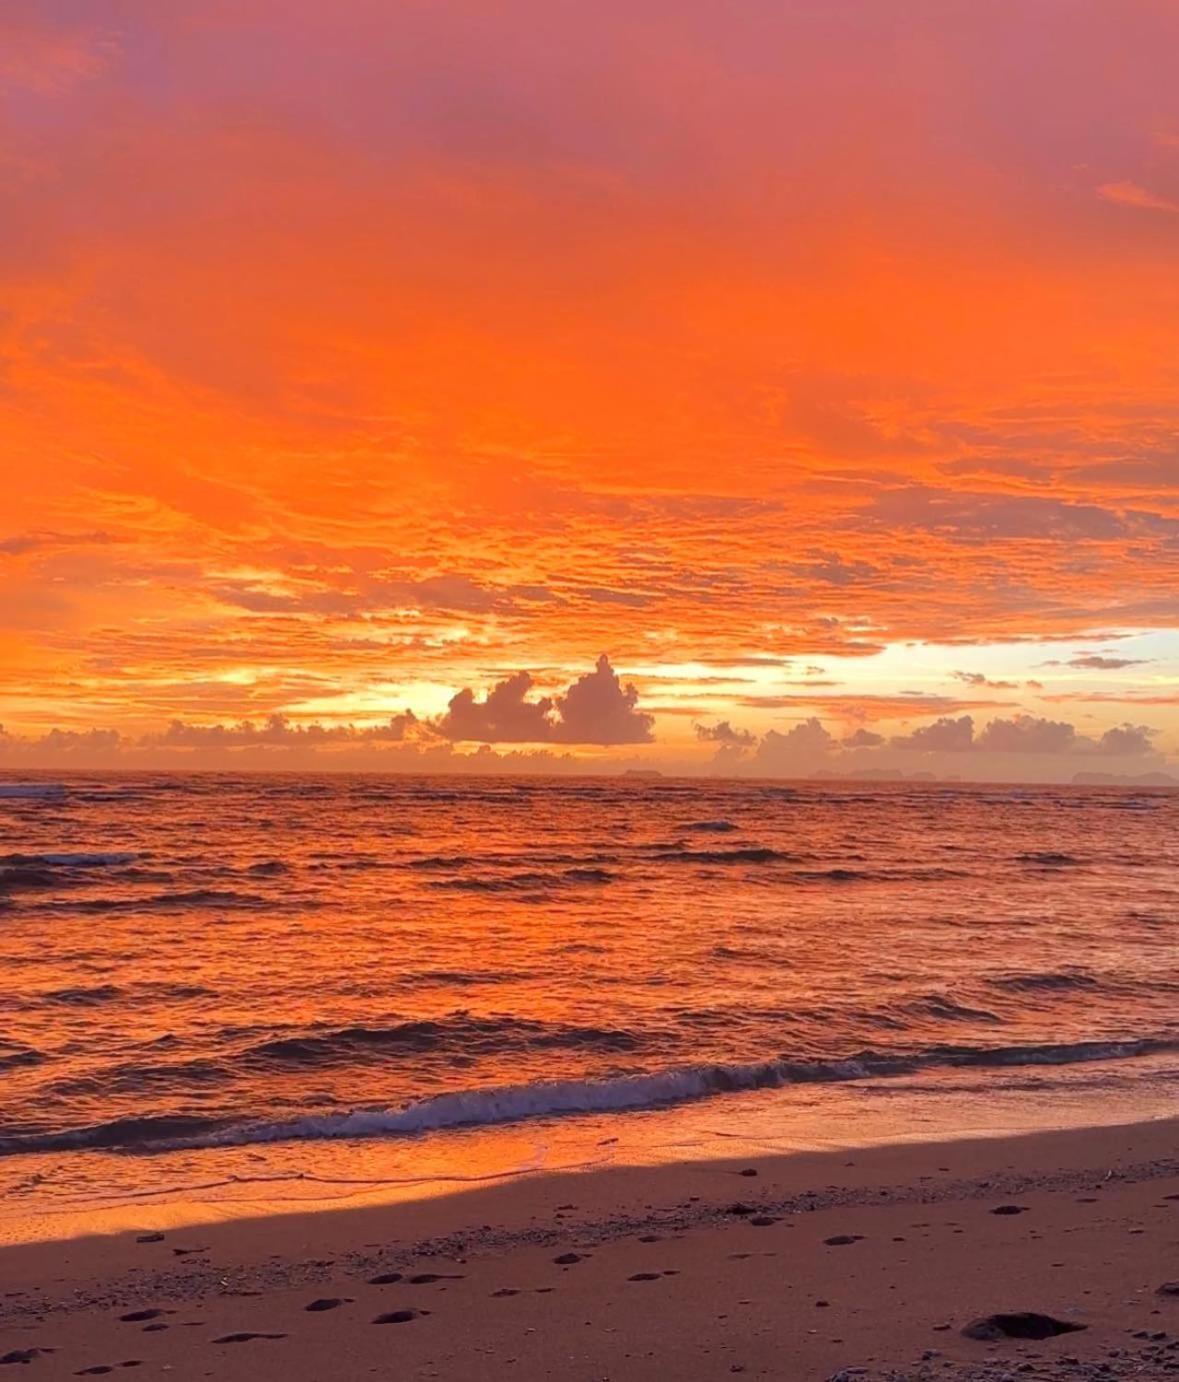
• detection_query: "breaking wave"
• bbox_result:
[2,1037,1172,1156]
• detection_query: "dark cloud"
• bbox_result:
[976,715,1076,754]
[952,670,1019,689]
[149,712,418,749]
[436,671,554,744]
[866,485,1179,544]
[842,727,885,748]
[793,551,881,587]
[1068,654,1150,670]
[890,716,976,751]
[13,727,124,755]
[1065,456,1179,490]
[573,586,653,609]
[1094,723,1156,756]
[752,718,837,770]
[551,655,655,745]
[210,573,558,619]
[695,720,755,747]
[437,656,654,745]
[0,530,118,557]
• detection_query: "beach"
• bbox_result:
[3,1118,1178,1380]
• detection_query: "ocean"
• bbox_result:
[1,774,1176,1236]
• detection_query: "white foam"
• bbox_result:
[161,1038,1177,1154]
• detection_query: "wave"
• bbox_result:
[247,860,289,876]
[242,1015,642,1067]
[0,851,138,869]
[0,783,67,800]
[684,820,738,833]
[0,1043,45,1073]
[5,1036,1173,1156]
[988,971,1100,993]
[654,846,790,865]
[1017,851,1082,867]
[430,867,614,893]
[47,888,274,913]
[905,995,1001,1024]
[0,1114,235,1154]
[37,984,123,1007]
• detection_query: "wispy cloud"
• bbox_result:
[1097,181,1179,216]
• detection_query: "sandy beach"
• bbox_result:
[2,1119,1177,1381]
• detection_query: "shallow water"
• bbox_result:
[1,774,1176,1225]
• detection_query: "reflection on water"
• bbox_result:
[0,774,1176,1234]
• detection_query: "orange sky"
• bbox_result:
[1,1,1177,778]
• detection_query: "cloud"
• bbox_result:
[975,715,1077,754]
[148,712,419,749]
[891,715,976,752]
[952,670,1019,689]
[1067,654,1150,670]
[842,727,884,748]
[0,20,115,95]
[3,1,1179,735]
[752,718,837,771]
[0,530,118,557]
[694,720,755,747]
[705,707,1175,782]
[734,692,1015,719]
[3,727,125,756]
[1095,723,1156,756]
[210,572,556,619]
[884,712,1164,760]
[436,671,554,744]
[1097,181,1179,216]
[551,655,655,745]
[436,656,654,745]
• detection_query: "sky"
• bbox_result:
[1,0,1177,780]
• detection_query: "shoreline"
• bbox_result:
[5,1048,1177,1248]
[4,1116,1178,1378]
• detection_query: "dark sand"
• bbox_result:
[3,1119,1178,1380]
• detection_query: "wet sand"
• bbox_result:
[2,1119,1178,1380]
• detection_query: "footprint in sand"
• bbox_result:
[368,1272,403,1285]
[305,1298,351,1312]
[553,1253,584,1265]
[407,1273,464,1285]
[3,1350,56,1366]
[119,1310,170,1323]
[212,1332,287,1344]
[374,1309,426,1324]
[823,1235,863,1247]
[628,1273,662,1282]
